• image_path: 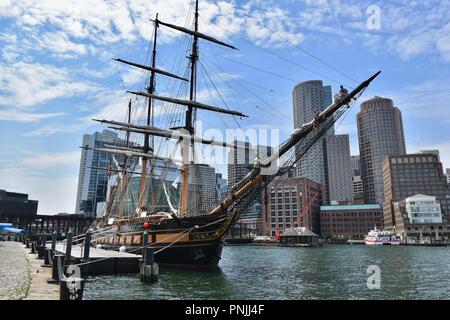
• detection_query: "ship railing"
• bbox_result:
[59,226,116,249]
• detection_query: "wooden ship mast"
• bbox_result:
[96,0,245,219]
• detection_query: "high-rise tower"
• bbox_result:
[293,81,333,188]
[357,96,406,204]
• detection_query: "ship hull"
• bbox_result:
[364,240,400,245]
[92,212,237,269]
[150,240,223,268]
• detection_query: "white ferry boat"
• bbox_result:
[364,227,401,245]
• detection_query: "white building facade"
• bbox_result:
[405,194,443,224]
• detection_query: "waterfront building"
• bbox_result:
[292,81,333,194]
[404,194,443,224]
[419,150,440,161]
[279,227,320,246]
[351,155,364,204]
[326,134,353,203]
[228,141,272,232]
[227,140,255,191]
[382,153,450,232]
[357,96,406,204]
[351,155,361,176]
[278,165,296,179]
[188,163,216,215]
[215,173,227,201]
[261,177,323,236]
[391,195,450,241]
[238,202,263,232]
[352,175,364,204]
[75,129,139,218]
[320,204,383,240]
[0,189,38,215]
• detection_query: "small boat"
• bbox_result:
[253,236,272,242]
[364,227,400,245]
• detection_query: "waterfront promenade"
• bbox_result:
[0,241,58,300]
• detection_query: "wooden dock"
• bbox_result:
[53,243,142,276]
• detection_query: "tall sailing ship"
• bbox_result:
[87,0,380,268]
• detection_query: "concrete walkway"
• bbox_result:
[0,241,58,300]
[0,241,29,300]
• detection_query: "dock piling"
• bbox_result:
[83,232,91,261]
[80,232,92,277]
[143,231,159,281]
[51,231,57,251]
[65,230,73,264]
[42,248,53,267]
[141,230,148,256]
[47,254,64,284]
[36,236,45,259]
[140,246,158,283]
[31,241,37,254]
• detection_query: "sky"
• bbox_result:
[0,0,449,214]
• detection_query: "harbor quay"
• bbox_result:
[0,230,158,300]
[0,241,58,300]
[1,233,450,300]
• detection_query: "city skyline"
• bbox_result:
[1,0,449,214]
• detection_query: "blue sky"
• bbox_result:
[0,0,449,214]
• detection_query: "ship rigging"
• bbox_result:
[86,0,380,268]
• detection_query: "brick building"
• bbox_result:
[261,177,323,236]
[320,204,383,240]
[382,153,450,228]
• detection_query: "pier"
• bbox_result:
[0,231,149,300]
[53,243,141,276]
[0,212,92,240]
[0,241,58,300]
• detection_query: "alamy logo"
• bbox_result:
[65,265,82,300]
[366,5,381,30]
[366,265,381,289]
[169,120,281,176]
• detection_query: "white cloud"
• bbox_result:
[0,109,65,122]
[35,31,87,58]
[21,151,80,168]
[121,67,144,86]
[4,0,446,64]
[22,124,78,137]
[378,80,450,122]
[0,62,96,108]
[0,0,307,56]
[362,1,450,62]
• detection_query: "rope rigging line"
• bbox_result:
[198,13,355,89]
[202,56,292,122]
[228,87,364,216]
[198,60,242,129]
[210,0,360,85]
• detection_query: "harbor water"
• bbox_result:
[83,245,450,300]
